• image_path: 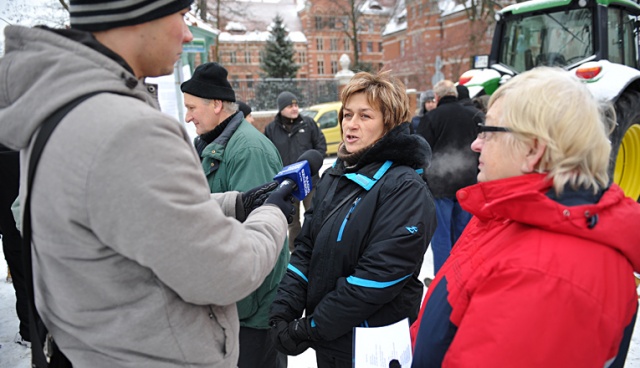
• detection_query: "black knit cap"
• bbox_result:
[237,101,252,118]
[277,91,298,112]
[70,0,194,32]
[180,62,236,102]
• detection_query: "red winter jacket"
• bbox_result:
[411,174,640,367]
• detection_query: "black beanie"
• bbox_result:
[277,91,298,112]
[180,62,236,102]
[237,101,252,118]
[70,0,194,32]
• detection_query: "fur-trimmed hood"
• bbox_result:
[345,122,431,171]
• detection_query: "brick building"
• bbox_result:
[213,0,396,83]
[382,0,503,91]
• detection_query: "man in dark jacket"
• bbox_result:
[265,92,327,249]
[417,80,483,274]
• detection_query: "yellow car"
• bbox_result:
[301,101,342,155]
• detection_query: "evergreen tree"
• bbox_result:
[259,14,300,78]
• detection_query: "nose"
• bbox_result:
[183,22,193,43]
[185,112,193,123]
[470,137,483,152]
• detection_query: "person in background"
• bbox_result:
[270,71,436,368]
[181,62,289,368]
[410,90,436,134]
[456,84,477,110]
[237,100,255,125]
[0,144,30,348]
[411,67,640,368]
[0,1,293,366]
[472,94,490,114]
[265,91,327,250]
[416,80,482,274]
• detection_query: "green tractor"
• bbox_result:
[460,0,640,202]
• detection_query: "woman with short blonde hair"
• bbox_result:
[411,67,640,367]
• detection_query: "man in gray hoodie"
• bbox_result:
[0,1,290,367]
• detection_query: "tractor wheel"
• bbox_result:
[610,91,640,202]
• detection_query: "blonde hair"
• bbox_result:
[489,67,613,195]
[339,71,411,133]
[433,80,457,99]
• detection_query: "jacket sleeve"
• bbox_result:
[430,267,628,367]
[310,174,435,341]
[86,112,288,307]
[416,113,436,148]
[270,205,315,323]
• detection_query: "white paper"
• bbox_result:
[353,318,412,368]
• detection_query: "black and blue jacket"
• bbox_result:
[271,123,437,360]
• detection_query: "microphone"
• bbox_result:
[273,150,324,201]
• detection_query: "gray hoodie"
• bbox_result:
[0,26,286,367]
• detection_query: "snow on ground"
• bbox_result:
[1,157,639,367]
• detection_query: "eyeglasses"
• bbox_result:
[477,123,513,140]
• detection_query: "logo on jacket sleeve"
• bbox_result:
[406,226,418,234]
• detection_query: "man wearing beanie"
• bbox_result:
[181,62,289,368]
[265,91,327,248]
[0,1,290,367]
[237,101,255,124]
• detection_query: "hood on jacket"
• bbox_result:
[355,122,432,170]
[0,26,155,151]
[458,173,640,272]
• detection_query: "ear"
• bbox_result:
[213,100,224,114]
[521,139,547,173]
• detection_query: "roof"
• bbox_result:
[223,0,304,32]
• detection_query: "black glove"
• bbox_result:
[288,317,320,342]
[238,181,279,222]
[270,319,311,356]
[264,183,296,224]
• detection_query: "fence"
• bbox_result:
[230,78,340,110]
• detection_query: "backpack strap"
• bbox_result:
[24,91,106,367]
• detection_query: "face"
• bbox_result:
[341,93,385,153]
[184,94,222,136]
[280,103,300,119]
[470,98,528,182]
[425,99,437,112]
[136,8,193,78]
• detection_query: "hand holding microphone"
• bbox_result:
[266,150,324,223]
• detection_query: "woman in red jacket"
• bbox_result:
[411,67,640,367]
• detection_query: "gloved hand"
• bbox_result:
[288,317,320,341]
[270,319,311,356]
[238,181,278,222]
[264,183,296,224]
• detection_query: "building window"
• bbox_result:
[315,16,323,30]
[229,51,236,64]
[330,38,338,51]
[244,51,251,64]
[298,51,306,64]
[331,60,339,74]
[246,74,253,88]
[344,38,350,51]
[327,17,336,28]
[367,42,373,52]
[368,19,374,33]
[317,60,325,75]
[232,77,239,88]
[379,42,383,52]
[357,42,362,52]
[316,38,324,51]
[400,40,405,57]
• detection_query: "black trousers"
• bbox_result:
[238,326,279,368]
[315,349,352,368]
[0,146,29,341]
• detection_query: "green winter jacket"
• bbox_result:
[199,113,290,329]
